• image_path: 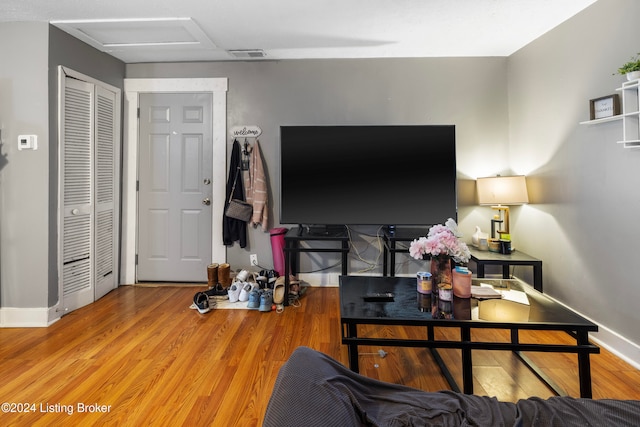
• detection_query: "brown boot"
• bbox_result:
[218,263,232,287]
[207,263,219,288]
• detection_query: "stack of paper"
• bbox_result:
[471,285,502,299]
[500,289,530,306]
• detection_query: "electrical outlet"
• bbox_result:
[250,254,258,266]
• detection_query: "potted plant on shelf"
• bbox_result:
[616,53,640,81]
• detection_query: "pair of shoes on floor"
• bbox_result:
[229,282,257,302]
[192,291,213,314]
[256,269,279,289]
[228,280,262,303]
[204,283,229,302]
[245,288,273,311]
[207,262,232,288]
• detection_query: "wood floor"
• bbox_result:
[1,285,639,426]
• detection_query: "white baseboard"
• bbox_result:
[299,271,418,286]
[512,279,640,370]
[0,307,57,327]
[298,272,341,287]
[298,270,395,286]
[591,326,640,370]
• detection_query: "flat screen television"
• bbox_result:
[279,125,457,227]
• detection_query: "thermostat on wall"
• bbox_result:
[18,134,38,151]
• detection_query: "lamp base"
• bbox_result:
[490,205,511,238]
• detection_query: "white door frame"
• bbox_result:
[121,78,228,284]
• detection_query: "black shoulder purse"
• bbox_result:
[225,166,253,222]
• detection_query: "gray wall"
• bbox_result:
[0,22,50,309]
[126,57,510,275]
[0,22,124,311]
[508,0,640,354]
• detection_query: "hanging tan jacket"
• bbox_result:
[244,140,269,230]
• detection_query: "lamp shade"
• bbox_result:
[477,175,529,205]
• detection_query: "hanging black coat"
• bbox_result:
[223,140,247,247]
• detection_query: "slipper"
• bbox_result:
[273,276,285,304]
[193,292,211,314]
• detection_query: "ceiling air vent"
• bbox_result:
[228,49,266,59]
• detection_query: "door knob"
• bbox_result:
[202,198,211,206]
[203,178,211,185]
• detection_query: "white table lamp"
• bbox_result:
[477,175,529,238]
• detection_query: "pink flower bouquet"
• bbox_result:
[409,218,470,264]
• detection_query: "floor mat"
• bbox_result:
[214,299,253,310]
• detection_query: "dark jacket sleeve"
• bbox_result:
[223,140,247,247]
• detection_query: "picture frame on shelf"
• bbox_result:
[590,94,620,120]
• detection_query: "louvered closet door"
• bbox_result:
[60,75,119,313]
[61,77,94,312]
[94,85,118,300]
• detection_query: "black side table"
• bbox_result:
[382,228,543,293]
[469,247,543,292]
[283,227,350,305]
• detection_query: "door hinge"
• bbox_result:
[136,180,139,191]
[137,107,140,119]
[135,254,139,265]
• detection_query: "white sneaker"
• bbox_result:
[238,282,254,302]
[228,283,243,303]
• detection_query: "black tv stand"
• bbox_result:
[284,227,350,305]
[298,224,347,237]
[382,225,431,276]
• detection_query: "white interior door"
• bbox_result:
[137,93,213,282]
[59,69,120,314]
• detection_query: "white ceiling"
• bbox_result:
[1,0,597,63]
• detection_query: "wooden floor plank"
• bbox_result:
[0,285,638,426]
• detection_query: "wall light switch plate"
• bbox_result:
[18,135,38,151]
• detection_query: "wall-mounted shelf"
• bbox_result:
[617,139,640,148]
[580,79,640,149]
[619,79,640,148]
[579,115,623,125]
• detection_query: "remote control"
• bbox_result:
[363,292,395,302]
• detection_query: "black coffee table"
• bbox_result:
[339,275,599,398]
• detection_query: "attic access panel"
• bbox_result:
[51,17,216,52]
